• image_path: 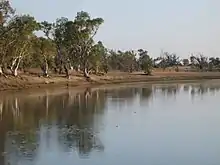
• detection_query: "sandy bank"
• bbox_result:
[1,71,220,91]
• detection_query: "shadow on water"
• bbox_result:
[0,82,220,164]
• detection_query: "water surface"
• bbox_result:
[0,82,220,165]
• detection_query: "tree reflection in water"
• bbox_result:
[0,83,220,164]
[0,88,107,164]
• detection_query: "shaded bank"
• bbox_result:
[1,72,220,91]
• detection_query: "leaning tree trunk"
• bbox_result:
[0,66,3,76]
[83,61,90,78]
[0,65,7,78]
[11,57,22,77]
[83,67,90,78]
[12,66,19,77]
[10,57,17,74]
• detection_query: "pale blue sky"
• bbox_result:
[11,0,219,58]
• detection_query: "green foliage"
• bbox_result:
[89,41,108,73]
[107,50,138,72]
[138,49,153,75]
[0,0,15,26]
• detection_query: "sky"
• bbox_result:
[10,0,220,58]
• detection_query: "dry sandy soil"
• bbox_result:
[1,69,220,91]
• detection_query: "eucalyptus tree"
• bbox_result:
[107,50,121,70]
[39,12,104,79]
[190,53,208,71]
[0,0,15,36]
[51,17,70,77]
[163,52,181,71]
[39,18,73,78]
[31,37,56,77]
[6,14,40,76]
[65,11,104,78]
[138,49,153,75]
[89,41,108,74]
[39,21,57,76]
[209,57,220,71]
[0,0,15,75]
[120,50,137,72]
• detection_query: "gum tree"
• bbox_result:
[66,11,104,78]
[0,0,15,75]
[138,49,153,75]
[7,15,40,76]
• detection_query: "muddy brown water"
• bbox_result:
[0,82,220,165]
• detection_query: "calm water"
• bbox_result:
[0,82,220,165]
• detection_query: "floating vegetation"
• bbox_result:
[58,125,104,155]
[4,125,104,160]
[6,130,39,160]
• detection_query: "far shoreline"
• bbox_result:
[1,71,220,92]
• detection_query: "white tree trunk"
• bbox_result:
[0,66,3,75]
[41,56,49,77]
[0,100,3,120]
[10,58,17,72]
[11,56,22,77]
[13,68,18,77]
[44,68,48,77]
[42,62,49,77]
[77,64,81,72]
[95,65,99,74]
[12,61,21,77]
[0,65,8,78]
[84,67,89,78]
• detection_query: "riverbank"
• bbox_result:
[1,71,220,91]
